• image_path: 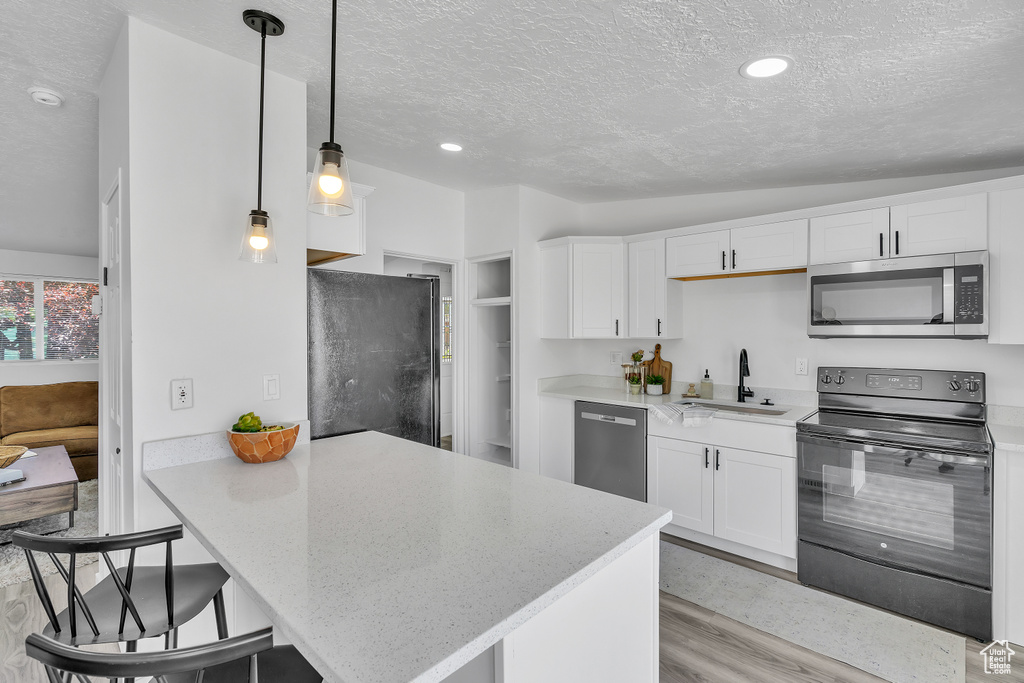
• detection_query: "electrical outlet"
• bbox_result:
[795,358,809,376]
[171,379,193,410]
[611,351,623,366]
[263,374,281,401]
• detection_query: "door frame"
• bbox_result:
[98,169,131,539]
[382,250,465,454]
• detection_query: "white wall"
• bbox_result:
[125,19,309,516]
[0,249,101,387]
[315,157,465,274]
[676,273,1024,407]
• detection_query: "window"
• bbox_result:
[441,295,452,363]
[0,277,99,361]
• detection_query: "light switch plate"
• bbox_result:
[263,374,281,401]
[171,379,193,410]
[795,358,809,376]
[611,351,623,366]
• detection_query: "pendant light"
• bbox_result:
[308,0,354,216]
[240,9,285,263]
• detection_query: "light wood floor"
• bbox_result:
[0,562,119,683]
[660,535,1024,683]
[2,546,1021,682]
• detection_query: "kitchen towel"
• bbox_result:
[650,404,716,427]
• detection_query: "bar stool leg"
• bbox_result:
[214,589,228,639]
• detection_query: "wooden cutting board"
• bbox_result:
[643,344,672,394]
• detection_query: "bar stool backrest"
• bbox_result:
[13,525,184,640]
[25,628,274,683]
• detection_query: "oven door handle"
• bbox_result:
[798,433,989,466]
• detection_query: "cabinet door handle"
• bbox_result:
[657,318,662,336]
[879,232,884,257]
[721,251,726,271]
[704,447,709,468]
[615,319,619,336]
[732,249,737,269]
[715,449,721,470]
[895,230,900,255]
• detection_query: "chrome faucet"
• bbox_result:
[738,348,754,403]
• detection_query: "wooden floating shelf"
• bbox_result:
[470,296,512,306]
[672,267,806,282]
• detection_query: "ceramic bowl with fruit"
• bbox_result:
[227,412,300,464]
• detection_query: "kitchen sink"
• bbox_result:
[673,400,788,416]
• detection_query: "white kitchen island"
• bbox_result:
[142,430,670,683]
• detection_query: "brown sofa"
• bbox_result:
[0,381,98,481]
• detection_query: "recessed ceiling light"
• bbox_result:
[439,143,463,152]
[739,56,793,79]
[27,87,64,107]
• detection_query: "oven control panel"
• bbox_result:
[817,367,985,402]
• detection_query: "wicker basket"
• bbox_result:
[0,445,28,469]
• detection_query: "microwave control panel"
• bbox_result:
[955,264,985,324]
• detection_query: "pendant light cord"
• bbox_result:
[257,23,267,210]
[329,0,337,144]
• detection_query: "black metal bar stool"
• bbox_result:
[13,524,230,650]
[26,627,323,682]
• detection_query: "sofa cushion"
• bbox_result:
[1,426,98,456]
[0,381,98,438]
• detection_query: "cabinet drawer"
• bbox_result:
[648,418,797,457]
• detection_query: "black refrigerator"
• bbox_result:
[308,270,440,446]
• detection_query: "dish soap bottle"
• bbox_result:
[700,369,714,400]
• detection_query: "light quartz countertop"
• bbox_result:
[143,430,670,683]
[539,377,816,427]
[990,423,1024,453]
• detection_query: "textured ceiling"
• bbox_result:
[3,0,1024,256]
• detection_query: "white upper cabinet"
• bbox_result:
[988,188,1024,345]
[731,219,808,273]
[890,193,988,257]
[573,242,624,338]
[667,219,808,278]
[539,244,573,339]
[809,208,890,265]
[666,230,731,278]
[306,181,374,266]
[810,193,987,265]
[627,239,667,338]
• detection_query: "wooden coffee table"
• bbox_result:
[0,445,79,537]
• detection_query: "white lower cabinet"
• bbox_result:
[649,438,714,535]
[648,435,797,560]
[713,447,796,557]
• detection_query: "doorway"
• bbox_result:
[382,254,458,452]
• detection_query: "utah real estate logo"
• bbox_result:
[980,640,1015,675]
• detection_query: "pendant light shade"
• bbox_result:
[308,0,354,216]
[240,210,278,263]
[240,9,284,263]
[308,142,353,215]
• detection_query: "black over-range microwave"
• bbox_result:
[807,251,988,338]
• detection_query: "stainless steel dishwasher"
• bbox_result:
[574,401,647,502]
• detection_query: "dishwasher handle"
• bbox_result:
[580,411,638,427]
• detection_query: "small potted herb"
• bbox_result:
[631,350,645,364]
[647,375,665,395]
[628,375,643,395]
